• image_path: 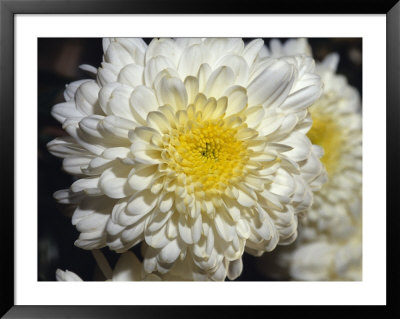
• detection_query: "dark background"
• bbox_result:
[38,38,362,281]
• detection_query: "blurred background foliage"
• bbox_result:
[38,38,362,281]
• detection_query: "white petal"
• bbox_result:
[178,215,193,245]
[99,165,133,199]
[236,219,250,239]
[71,177,101,194]
[64,79,91,101]
[97,62,120,86]
[279,132,312,162]
[184,76,199,105]
[102,38,112,53]
[128,165,158,191]
[204,66,235,99]
[117,64,144,87]
[197,63,212,92]
[223,198,240,222]
[53,189,85,205]
[147,111,170,134]
[78,115,104,140]
[98,115,135,141]
[224,86,248,116]
[145,224,170,249]
[79,64,97,75]
[47,136,88,158]
[227,258,243,280]
[158,240,181,264]
[204,38,244,63]
[114,38,147,65]
[65,125,105,155]
[112,251,143,281]
[75,80,102,116]
[244,106,264,128]
[214,210,235,242]
[75,210,109,234]
[147,210,174,233]
[257,109,284,137]
[121,221,146,244]
[191,215,202,244]
[321,52,339,72]
[51,101,83,124]
[126,189,158,216]
[178,44,205,77]
[201,98,217,120]
[63,156,92,175]
[145,38,181,67]
[159,192,174,213]
[103,147,131,160]
[107,85,135,120]
[144,55,175,88]
[210,262,227,281]
[83,157,113,175]
[129,85,159,124]
[129,127,162,165]
[56,269,83,281]
[155,76,188,110]
[247,59,294,107]
[104,41,134,66]
[269,168,296,198]
[215,54,249,86]
[175,38,203,50]
[106,219,124,236]
[242,39,265,66]
[280,83,322,112]
[74,238,105,250]
[237,189,256,207]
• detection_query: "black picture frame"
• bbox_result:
[1,0,399,317]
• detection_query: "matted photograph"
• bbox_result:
[4,7,394,316]
[38,37,362,282]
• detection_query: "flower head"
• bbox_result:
[48,38,326,280]
[290,53,362,281]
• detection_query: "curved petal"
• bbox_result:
[155,76,188,110]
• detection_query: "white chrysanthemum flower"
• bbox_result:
[287,217,362,281]
[289,54,362,281]
[258,39,362,281]
[48,38,326,280]
[56,250,161,281]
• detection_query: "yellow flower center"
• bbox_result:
[170,118,249,194]
[307,110,343,176]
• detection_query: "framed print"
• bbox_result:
[1,0,399,317]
